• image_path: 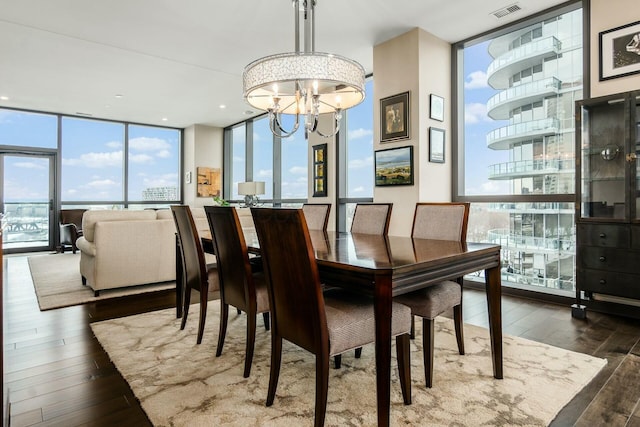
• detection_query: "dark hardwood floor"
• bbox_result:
[3,253,640,426]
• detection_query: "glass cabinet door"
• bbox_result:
[579,96,628,220]
[635,94,640,221]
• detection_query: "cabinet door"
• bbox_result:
[578,96,628,220]
[634,94,640,220]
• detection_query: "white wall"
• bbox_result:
[183,124,223,207]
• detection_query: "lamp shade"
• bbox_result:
[238,181,265,196]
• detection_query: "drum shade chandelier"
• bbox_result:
[243,0,365,139]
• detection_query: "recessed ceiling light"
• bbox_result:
[0,95,9,101]
[219,104,226,109]
[161,117,168,121]
[115,94,124,98]
[244,110,254,115]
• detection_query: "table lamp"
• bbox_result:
[237,181,265,207]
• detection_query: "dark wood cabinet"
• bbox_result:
[573,90,640,319]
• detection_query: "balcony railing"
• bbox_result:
[486,228,575,253]
[488,158,574,179]
[486,118,560,150]
[487,202,575,213]
[2,202,50,246]
[487,77,561,120]
[487,36,562,89]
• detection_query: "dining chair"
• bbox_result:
[350,203,393,235]
[394,202,470,388]
[251,207,412,427]
[302,203,331,231]
[204,206,270,378]
[171,205,220,344]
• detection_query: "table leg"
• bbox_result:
[175,234,183,319]
[485,265,503,379]
[374,274,393,427]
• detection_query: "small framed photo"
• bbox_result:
[429,127,445,163]
[380,91,409,142]
[430,94,444,121]
[374,145,414,186]
[599,20,640,81]
[312,144,327,197]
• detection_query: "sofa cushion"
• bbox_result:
[82,210,157,242]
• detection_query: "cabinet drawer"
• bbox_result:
[577,246,639,274]
[577,223,630,248]
[578,269,640,299]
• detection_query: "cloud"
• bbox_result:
[351,186,365,193]
[465,103,490,124]
[129,137,171,152]
[156,150,171,158]
[129,153,154,164]
[87,179,118,188]
[14,161,46,170]
[106,141,122,149]
[63,151,123,168]
[257,169,272,178]
[465,70,488,89]
[349,156,373,169]
[289,166,307,175]
[348,128,373,140]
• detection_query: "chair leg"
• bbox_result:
[453,304,465,355]
[333,354,341,369]
[410,315,415,340]
[196,283,209,345]
[423,318,435,388]
[355,347,362,358]
[315,352,330,427]
[237,308,242,315]
[180,285,192,330]
[263,312,270,331]
[266,335,283,407]
[216,302,229,357]
[244,311,257,378]
[396,333,412,405]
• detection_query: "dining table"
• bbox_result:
[178,229,503,427]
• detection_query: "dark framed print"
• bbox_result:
[312,144,327,197]
[380,91,409,142]
[430,94,444,121]
[374,145,414,186]
[599,20,640,81]
[429,127,445,163]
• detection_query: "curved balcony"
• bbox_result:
[487,36,562,89]
[486,118,559,150]
[486,228,575,254]
[488,158,574,179]
[487,202,575,214]
[487,78,561,120]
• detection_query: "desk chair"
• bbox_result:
[204,206,270,378]
[251,207,412,427]
[171,205,219,344]
[302,203,331,231]
[394,202,469,387]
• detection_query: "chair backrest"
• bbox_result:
[60,209,86,229]
[302,203,331,231]
[171,205,208,293]
[411,202,470,241]
[251,208,328,354]
[204,206,255,310]
[350,203,393,235]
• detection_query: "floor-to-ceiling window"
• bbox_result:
[454,2,583,295]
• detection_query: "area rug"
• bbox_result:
[28,253,174,311]
[91,303,607,426]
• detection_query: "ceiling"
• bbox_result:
[0,0,568,130]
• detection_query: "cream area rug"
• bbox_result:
[92,303,607,427]
[28,253,174,311]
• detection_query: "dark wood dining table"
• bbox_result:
[179,229,503,427]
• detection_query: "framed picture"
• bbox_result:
[196,167,221,197]
[599,20,640,81]
[429,127,445,163]
[380,91,409,142]
[312,144,327,197]
[374,146,414,186]
[430,94,444,121]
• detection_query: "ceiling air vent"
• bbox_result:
[491,3,522,19]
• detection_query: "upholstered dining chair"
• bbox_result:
[350,203,393,235]
[204,206,270,378]
[59,208,86,254]
[302,203,331,231]
[171,205,220,344]
[394,202,470,388]
[251,207,412,427]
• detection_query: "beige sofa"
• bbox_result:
[76,208,210,296]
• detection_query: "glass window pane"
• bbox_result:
[281,123,308,200]
[253,117,273,200]
[127,125,180,202]
[0,109,57,148]
[231,125,246,200]
[61,117,124,201]
[346,79,374,198]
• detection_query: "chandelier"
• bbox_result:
[242,0,365,139]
